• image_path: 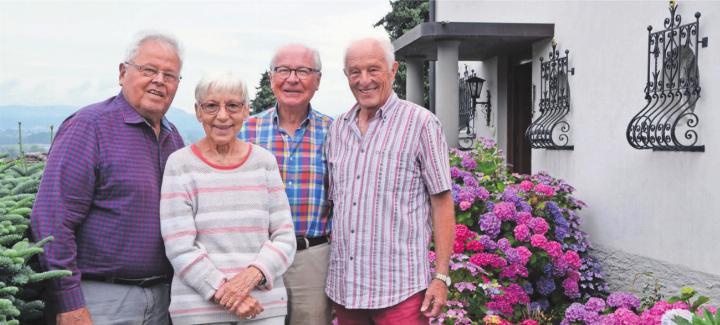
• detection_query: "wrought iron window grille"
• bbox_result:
[458,67,492,150]
[626,2,708,152]
[525,41,574,150]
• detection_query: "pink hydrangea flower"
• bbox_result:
[530,234,547,248]
[534,183,556,196]
[453,240,465,254]
[528,217,549,235]
[516,211,532,224]
[493,202,516,221]
[514,224,531,242]
[563,250,582,269]
[519,180,534,192]
[562,276,580,299]
[455,224,472,242]
[515,246,532,265]
[459,200,472,211]
[466,240,484,252]
[544,241,563,258]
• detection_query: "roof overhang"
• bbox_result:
[393,22,555,61]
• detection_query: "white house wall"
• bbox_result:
[438,0,720,297]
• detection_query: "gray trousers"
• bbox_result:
[283,242,332,325]
[81,280,170,325]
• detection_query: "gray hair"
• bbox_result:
[344,36,395,70]
[125,31,184,69]
[194,72,249,106]
[269,44,322,71]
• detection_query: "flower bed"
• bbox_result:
[432,139,607,324]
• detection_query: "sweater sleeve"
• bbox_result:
[249,157,296,290]
[160,152,227,300]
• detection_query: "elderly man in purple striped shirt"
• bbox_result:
[31,32,185,325]
[325,36,455,324]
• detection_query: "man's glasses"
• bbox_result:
[124,62,181,83]
[198,102,246,115]
[272,66,320,80]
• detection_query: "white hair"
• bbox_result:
[269,44,322,71]
[344,36,396,70]
[124,31,184,69]
[194,71,249,106]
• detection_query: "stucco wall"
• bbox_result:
[438,0,720,292]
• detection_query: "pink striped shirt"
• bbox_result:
[325,93,452,309]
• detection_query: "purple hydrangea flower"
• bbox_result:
[461,156,477,170]
[606,292,640,310]
[479,213,501,238]
[536,276,556,296]
[474,186,490,201]
[478,235,497,251]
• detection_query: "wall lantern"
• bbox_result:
[466,72,492,127]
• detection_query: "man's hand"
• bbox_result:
[420,279,448,318]
[213,266,264,309]
[56,307,93,325]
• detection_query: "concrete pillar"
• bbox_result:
[405,57,424,106]
[435,40,460,147]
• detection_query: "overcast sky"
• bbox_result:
[0,0,392,117]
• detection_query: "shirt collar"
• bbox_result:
[345,92,399,122]
[118,92,173,131]
[271,102,315,128]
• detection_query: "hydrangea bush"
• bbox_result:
[431,139,607,324]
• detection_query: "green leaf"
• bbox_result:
[691,295,710,312]
[671,315,692,325]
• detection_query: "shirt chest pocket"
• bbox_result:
[373,150,416,193]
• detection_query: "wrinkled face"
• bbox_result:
[270,45,321,110]
[344,40,398,111]
[195,89,248,146]
[119,40,181,122]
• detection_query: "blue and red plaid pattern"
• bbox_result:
[239,106,333,238]
[30,93,184,313]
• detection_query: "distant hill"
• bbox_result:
[0,105,204,145]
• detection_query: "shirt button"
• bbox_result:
[350,257,354,261]
[353,202,357,206]
[288,181,293,186]
[356,175,360,180]
[351,229,355,234]
[360,149,365,153]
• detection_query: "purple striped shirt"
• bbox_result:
[324,93,452,309]
[30,93,184,313]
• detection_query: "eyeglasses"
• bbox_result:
[272,66,320,80]
[124,62,181,83]
[198,102,246,115]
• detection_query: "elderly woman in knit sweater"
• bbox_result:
[160,72,296,325]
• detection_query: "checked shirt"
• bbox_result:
[238,106,333,238]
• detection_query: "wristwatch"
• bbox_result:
[434,273,451,287]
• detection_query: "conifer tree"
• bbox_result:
[250,70,276,115]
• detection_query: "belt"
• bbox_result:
[296,236,329,251]
[81,274,169,288]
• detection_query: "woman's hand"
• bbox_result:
[229,295,263,319]
[213,266,265,308]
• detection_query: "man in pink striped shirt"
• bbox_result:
[325,36,455,324]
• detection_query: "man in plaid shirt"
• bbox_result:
[238,43,333,325]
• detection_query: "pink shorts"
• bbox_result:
[334,291,429,325]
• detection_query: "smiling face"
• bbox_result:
[195,88,248,147]
[270,45,321,111]
[344,39,398,112]
[119,40,181,124]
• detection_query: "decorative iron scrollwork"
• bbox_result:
[626,2,707,152]
[525,41,574,150]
